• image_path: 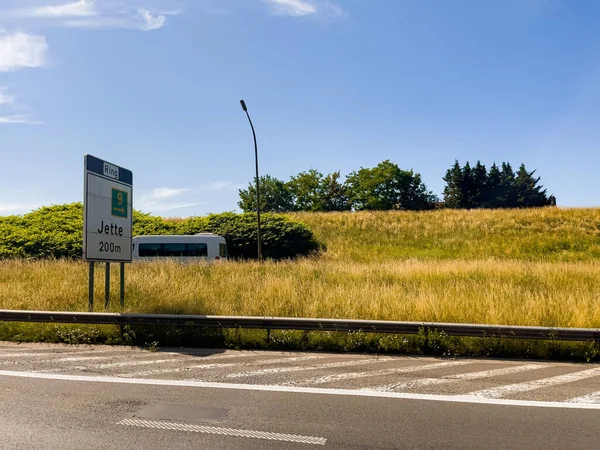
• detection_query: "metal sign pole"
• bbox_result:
[88,262,94,312]
[105,262,110,310]
[120,262,125,308]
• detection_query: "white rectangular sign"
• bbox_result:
[83,155,133,262]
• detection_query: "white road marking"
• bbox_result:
[2,370,600,410]
[117,418,327,445]
[122,355,324,378]
[0,354,175,367]
[31,351,265,373]
[567,391,600,404]
[227,358,394,379]
[284,360,470,387]
[368,364,547,392]
[468,367,600,398]
[34,359,181,373]
[0,352,79,358]
[0,349,131,358]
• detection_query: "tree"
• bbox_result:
[443,160,555,209]
[471,161,488,208]
[238,175,294,213]
[461,162,475,208]
[288,169,325,212]
[499,162,517,207]
[320,171,351,211]
[514,164,552,208]
[443,160,464,208]
[484,163,502,208]
[345,160,437,211]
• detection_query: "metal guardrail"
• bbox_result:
[1,309,600,342]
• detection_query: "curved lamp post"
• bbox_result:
[240,99,262,260]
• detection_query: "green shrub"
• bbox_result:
[179,212,321,259]
[0,204,321,260]
[0,203,84,259]
[133,211,179,235]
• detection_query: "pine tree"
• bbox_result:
[461,162,474,208]
[471,161,488,208]
[485,163,502,208]
[443,160,464,208]
[515,164,551,207]
[499,162,517,207]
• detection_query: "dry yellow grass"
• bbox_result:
[2,258,600,328]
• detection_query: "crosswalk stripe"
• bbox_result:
[0,353,178,367]
[467,367,600,398]
[33,359,179,373]
[283,360,471,387]
[0,352,88,358]
[567,391,600,404]
[121,355,324,378]
[226,357,395,379]
[366,364,547,392]
[29,351,268,373]
[0,350,170,362]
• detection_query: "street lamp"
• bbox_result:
[240,99,262,260]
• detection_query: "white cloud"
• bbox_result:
[0,87,15,104]
[261,0,344,18]
[4,1,177,31]
[0,87,41,125]
[137,186,194,212]
[0,114,44,124]
[205,181,242,191]
[64,8,168,31]
[0,32,47,72]
[138,9,166,30]
[262,0,316,16]
[148,187,188,200]
[20,0,97,18]
[138,201,201,213]
[136,181,238,214]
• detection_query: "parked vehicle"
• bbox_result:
[131,234,227,262]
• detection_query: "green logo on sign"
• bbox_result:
[112,189,128,218]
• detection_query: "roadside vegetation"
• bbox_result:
[1,206,600,361]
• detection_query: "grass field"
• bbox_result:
[288,208,600,262]
[2,207,600,359]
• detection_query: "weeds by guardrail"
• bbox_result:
[1,310,599,342]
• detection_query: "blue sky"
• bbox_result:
[1,0,599,216]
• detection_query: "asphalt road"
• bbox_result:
[2,343,600,449]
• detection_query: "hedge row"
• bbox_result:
[0,203,322,260]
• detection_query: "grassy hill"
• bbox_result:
[286,208,600,262]
[1,206,600,358]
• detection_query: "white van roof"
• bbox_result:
[132,234,225,240]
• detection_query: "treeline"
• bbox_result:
[443,161,556,209]
[239,160,555,212]
[239,161,438,213]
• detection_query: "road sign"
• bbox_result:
[83,155,133,262]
